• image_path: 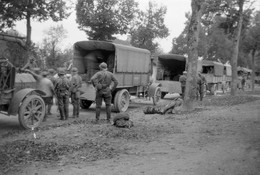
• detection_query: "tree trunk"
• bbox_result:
[230,0,244,96]
[26,0,32,47]
[251,49,256,92]
[182,0,204,111]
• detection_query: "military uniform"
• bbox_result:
[90,62,118,122]
[179,71,187,99]
[55,68,70,120]
[22,57,38,70]
[70,67,82,118]
[197,73,207,101]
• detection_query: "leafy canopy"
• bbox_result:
[0,0,71,30]
[130,1,169,53]
[76,0,138,40]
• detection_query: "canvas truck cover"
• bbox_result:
[157,54,186,79]
[201,60,224,76]
[73,40,151,74]
[224,63,232,76]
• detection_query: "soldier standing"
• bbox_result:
[179,71,187,99]
[197,72,207,101]
[25,69,54,121]
[70,67,82,118]
[55,68,70,120]
[91,62,118,123]
[22,57,38,70]
[47,68,56,115]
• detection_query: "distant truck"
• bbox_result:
[152,54,186,98]
[197,60,232,94]
[73,40,161,112]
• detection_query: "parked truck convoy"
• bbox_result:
[73,40,161,112]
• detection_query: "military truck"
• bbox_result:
[73,40,161,112]
[153,54,186,98]
[0,34,46,129]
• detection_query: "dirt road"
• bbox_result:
[0,92,260,175]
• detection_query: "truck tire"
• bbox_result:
[114,89,130,112]
[18,95,45,129]
[80,99,92,109]
[152,87,161,105]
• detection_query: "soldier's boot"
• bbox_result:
[59,108,65,120]
[76,104,80,118]
[64,101,69,120]
[96,107,101,122]
[47,104,52,115]
[106,105,111,123]
[72,105,76,118]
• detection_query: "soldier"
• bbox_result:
[22,57,38,70]
[91,62,118,123]
[70,67,82,118]
[47,68,56,115]
[25,69,54,121]
[197,72,207,101]
[54,68,70,120]
[48,68,56,85]
[179,71,187,99]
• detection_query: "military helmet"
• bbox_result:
[58,68,66,75]
[71,67,78,72]
[41,70,49,76]
[32,68,41,74]
[48,68,55,74]
[99,62,107,70]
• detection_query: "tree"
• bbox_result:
[130,1,169,53]
[242,10,260,92]
[76,0,137,40]
[183,0,205,111]
[0,0,70,46]
[230,0,245,96]
[38,25,68,69]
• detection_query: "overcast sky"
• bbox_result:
[14,0,260,53]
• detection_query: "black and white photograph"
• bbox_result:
[0,0,260,174]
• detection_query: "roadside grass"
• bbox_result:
[204,93,260,107]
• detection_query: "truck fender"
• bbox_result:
[147,83,161,97]
[8,88,46,115]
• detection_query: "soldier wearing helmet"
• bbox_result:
[54,68,71,120]
[90,62,118,123]
[70,67,82,118]
[22,56,38,71]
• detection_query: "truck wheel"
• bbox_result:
[152,87,161,105]
[80,99,92,109]
[18,95,45,129]
[114,89,130,112]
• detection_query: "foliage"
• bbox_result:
[242,10,260,67]
[0,0,71,45]
[76,0,137,40]
[0,0,70,29]
[36,25,71,69]
[170,0,254,64]
[130,1,169,53]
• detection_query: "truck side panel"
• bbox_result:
[115,73,149,87]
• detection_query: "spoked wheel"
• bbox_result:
[152,87,161,105]
[114,89,130,112]
[18,95,45,129]
[80,99,92,109]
